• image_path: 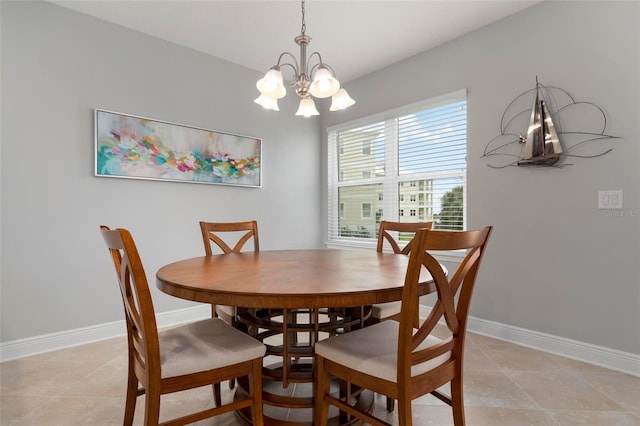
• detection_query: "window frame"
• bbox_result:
[326,89,467,256]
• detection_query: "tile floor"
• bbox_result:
[1,330,639,425]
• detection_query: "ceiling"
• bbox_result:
[50,0,541,83]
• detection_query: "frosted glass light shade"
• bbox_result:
[309,66,340,98]
[254,94,279,111]
[295,97,319,117]
[256,67,286,99]
[329,88,356,111]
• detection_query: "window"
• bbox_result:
[361,203,372,218]
[327,89,467,246]
[362,141,371,155]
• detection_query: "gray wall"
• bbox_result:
[2,0,639,357]
[322,0,640,354]
[1,1,323,342]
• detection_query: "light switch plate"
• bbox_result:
[598,190,623,209]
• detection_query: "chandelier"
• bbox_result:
[254,0,355,117]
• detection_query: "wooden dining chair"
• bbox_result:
[372,220,434,323]
[199,220,260,324]
[370,220,433,412]
[314,226,492,426]
[100,226,265,426]
[199,220,261,402]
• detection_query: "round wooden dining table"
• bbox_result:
[156,249,436,309]
[156,249,436,426]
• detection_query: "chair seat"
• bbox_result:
[314,320,450,383]
[160,318,266,378]
[371,301,402,319]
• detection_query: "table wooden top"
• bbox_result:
[156,249,435,309]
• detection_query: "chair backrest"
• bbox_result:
[100,226,160,382]
[199,221,260,255]
[376,220,433,254]
[397,227,492,381]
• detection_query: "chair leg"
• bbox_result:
[451,375,466,426]
[339,380,350,424]
[314,356,330,426]
[250,358,264,426]
[229,377,236,389]
[123,365,138,426]
[396,395,413,426]
[143,388,161,426]
[386,395,395,412]
[212,382,222,407]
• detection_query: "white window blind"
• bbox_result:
[327,89,467,247]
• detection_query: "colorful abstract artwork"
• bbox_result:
[95,109,261,187]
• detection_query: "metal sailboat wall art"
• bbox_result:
[482,77,619,168]
[517,77,562,166]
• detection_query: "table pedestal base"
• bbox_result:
[234,307,373,426]
[234,378,373,426]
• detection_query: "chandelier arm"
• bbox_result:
[279,62,301,81]
[307,51,323,66]
[306,52,324,77]
[315,61,338,78]
[276,52,300,76]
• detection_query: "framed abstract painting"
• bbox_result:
[95,109,261,187]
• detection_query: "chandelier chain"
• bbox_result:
[301,0,306,35]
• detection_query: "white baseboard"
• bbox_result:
[0,305,210,362]
[418,305,639,377]
[466,314,640,377]
[2,305,638,378]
